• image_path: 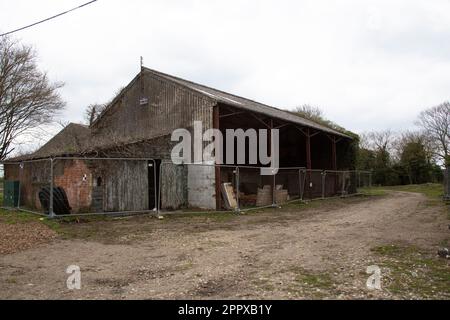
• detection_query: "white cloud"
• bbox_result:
[1,0,450,148]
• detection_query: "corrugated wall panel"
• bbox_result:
[92,73,214,152]
[103,161,149,212]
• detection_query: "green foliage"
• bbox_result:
[337,132,359,170]
[368,183,444,200]
[356,147,376,171]
[357,132,444,186]
[291,105,355,136]
[398,140,432,184]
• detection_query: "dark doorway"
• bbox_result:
[148,160,161,210]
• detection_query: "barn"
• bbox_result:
[3,67,356,214]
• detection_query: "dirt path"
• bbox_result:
[0,191,448,299]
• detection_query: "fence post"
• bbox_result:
[272,169,277,207]
[17,162,23,209]
[299,169,303,201]
[444,167,449,201]
[152,159,157,214]
[235,166,240,213]
[341,171,346,197]
[49,158,55,218]
[357,171,360,189]
[321,171,326,199]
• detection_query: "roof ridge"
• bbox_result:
[143,67,350,138]
[144,67,294,115]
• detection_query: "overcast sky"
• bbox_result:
[2,0,450,146]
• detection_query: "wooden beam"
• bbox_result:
[274,123,290,130]
[331,136,337,171]
[296,126,320,138]
[269,119,276,205]
[248,112,271,128]
[306,128,312,170]
[213,105,222,211]
[219,111,245,119]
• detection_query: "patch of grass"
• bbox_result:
[0,208,41,224]
[369,184,444,200]
[371,244,419,256]
[0,208,63,233]
[164,210,237,223]
[296,272,333,289]
[282,266,335,298]
[371,244,450,298]
[289,266,334,289]
[358,187,388,197]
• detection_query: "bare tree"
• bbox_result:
[84,86,125,126]
[358,132,372,150]
[366,130,394,153]
[0,36,65,160]
[416,102,449,163]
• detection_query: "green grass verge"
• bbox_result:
[367,183,449,218]
[371,244,450,298]
[364,183,443,199]
[0,208,61,232]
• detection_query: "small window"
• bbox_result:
[139,97,149,106]
[96,177,102,187]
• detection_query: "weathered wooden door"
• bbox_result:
[104,161,149,212]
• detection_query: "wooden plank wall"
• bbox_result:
[103,161,149,212]
[92,73,215,148]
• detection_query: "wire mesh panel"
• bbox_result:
[2,158,159,217]
[356,170,372,193]
[323,171,343,198]
[159,162,187,210]
[2,159,52,215]
[344,171,358,196]
[236,166,273,210]
[3,158,376,216]
[275,168,302,204]
[49,158,156,216]
[157,165,374,212]
[303,170,324,200]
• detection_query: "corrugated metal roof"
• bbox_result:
[144,68,351,139]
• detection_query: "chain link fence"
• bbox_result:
[2,158,372,217]
[1,157,158,218]
[157,162,372,213]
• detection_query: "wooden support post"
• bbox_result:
[306,128,312,199]
[331,136,337,171]
[213,106,222,211]
[269,119,276,206]
[331,136,338,195]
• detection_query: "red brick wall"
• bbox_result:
[54,160,93,213]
